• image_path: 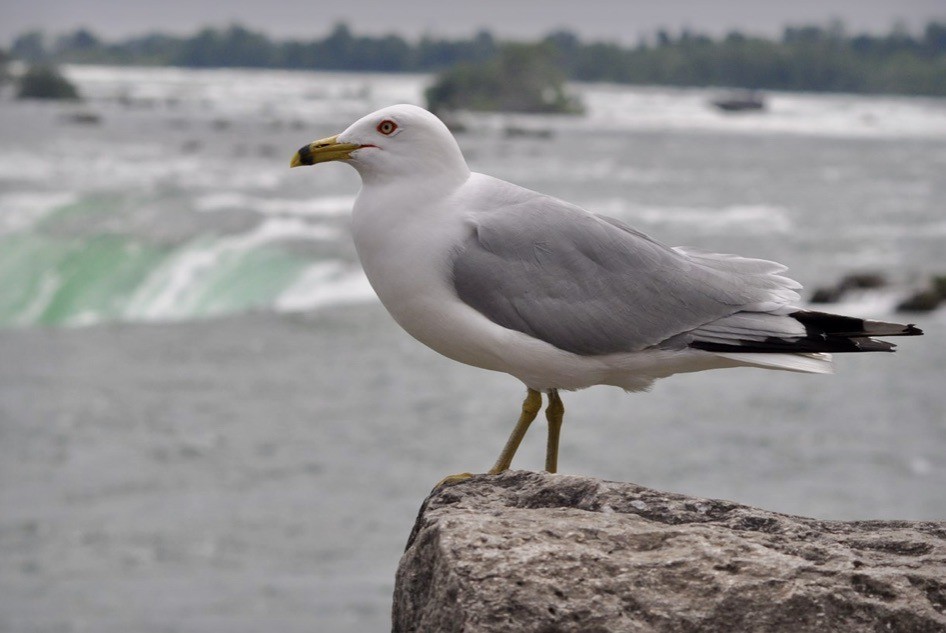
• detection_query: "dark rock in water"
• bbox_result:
[840,272,887,290]
[898,289,942,312]
[810,272,887,304]
[810,286,845,303]
[932,275,946,298]
[180,139,202,154]
[503,126,553,139]
[62,111,101,125]
[711,92,765,112]
[897,274,946,312]
[393,471,946,633]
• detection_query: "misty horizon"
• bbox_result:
[6,16,946,53]
[3,0,944,47]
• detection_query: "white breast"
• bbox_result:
[350,182,511,372]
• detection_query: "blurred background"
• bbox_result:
[1,2,945,632]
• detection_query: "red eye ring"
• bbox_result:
[377,119,398,135]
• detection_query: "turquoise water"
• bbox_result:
[1,66,945,633]
[0,215,315,327]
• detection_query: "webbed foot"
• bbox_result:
[433,472,474,490]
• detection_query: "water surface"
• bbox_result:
[1,66,944,632]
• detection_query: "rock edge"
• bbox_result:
[393,470,946,632]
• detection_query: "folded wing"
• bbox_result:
[451,189,920,357]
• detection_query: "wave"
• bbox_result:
[0,217,363,328]
[275,262,374,312]
[0,191,79,234]
[0,233,166,327]
[63,65,428,125]
[194,193,355,217]
[579,85,946,140]
[122,219,337,323]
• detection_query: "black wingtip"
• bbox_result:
[851,337,896,352]
[690,311,923,355]
[792,311,925,338]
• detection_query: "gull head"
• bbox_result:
[290,104,469,186]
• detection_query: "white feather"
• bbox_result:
[712,352,835,374]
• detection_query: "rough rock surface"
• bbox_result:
[392,471,946,632]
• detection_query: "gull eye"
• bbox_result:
[376,119,398,135]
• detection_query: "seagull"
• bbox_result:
[290,104,922,477]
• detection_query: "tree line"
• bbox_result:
[8,24,498,73]
[5,21,946,96]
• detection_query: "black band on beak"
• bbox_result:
[294,144,315,166]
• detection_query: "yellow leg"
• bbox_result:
[545,389,564,473]
[434,471,474,488]
[487,388,542,475]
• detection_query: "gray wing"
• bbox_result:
[452,192,801,356]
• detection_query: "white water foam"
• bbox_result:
[13,271,61,326]
[0,192,78,234]
[63,65,427,124]
[0,153,57,183]
[194,193,355,217]
[579,85,946,140]
[276,263,375,312]
[124,219,339,321]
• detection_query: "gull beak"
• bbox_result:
[290,135,363,168]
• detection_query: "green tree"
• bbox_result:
[0,49,9,84]
[171,25,277,67]
[55,28,100,53]
[12,31,47,62]
[426,42,582,114]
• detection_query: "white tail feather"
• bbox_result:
[713,352,835,374]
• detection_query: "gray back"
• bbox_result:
[452,192,798,356]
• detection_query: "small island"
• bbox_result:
[425,43,583,115]
[16,64,81,100]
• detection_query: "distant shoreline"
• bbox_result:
[5,20,946,97]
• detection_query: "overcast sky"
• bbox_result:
[2,0,944,45]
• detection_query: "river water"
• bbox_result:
[1,66,945,632]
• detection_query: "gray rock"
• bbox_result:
[393,471,946,632]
